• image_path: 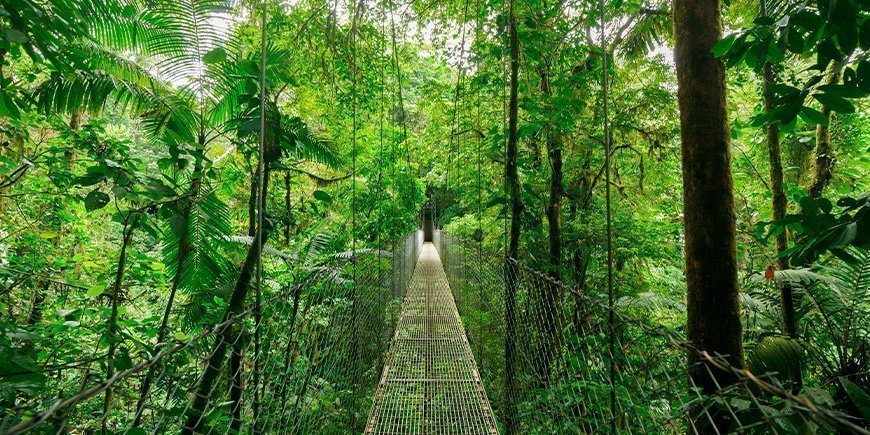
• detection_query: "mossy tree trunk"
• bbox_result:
[673,0,744,416]
[809,60,846,199]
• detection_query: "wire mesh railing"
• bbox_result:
[0,231,424,434]
[435,231,868,434]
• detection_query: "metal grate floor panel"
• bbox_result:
[366,243,498,434]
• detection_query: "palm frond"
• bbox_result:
[282,116,340,169]
[162,188,232,297]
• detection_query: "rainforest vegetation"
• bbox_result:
[0,0,868,432]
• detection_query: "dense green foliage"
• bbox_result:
[0,0,867,432]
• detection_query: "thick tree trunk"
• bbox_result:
[808,60,846,199]
[674,0,744,412]
[503,0,522,431]
[183,168,271,434]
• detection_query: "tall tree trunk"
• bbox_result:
[183,167,271,434]
[808,59,846,199]
[503,0,522,431]
[758,1,795,337]
[538,66,562,388]
[102,213,139,432]
[673,0,744,426]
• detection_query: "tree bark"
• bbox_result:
[674,0,744,413]
[808,60,846,199]
[503,0,522,431]
[27,280,47,326]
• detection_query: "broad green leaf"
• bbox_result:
[712,34,738,58]
[84,188,111,211]
[813,93,856,113]
[313,190,332,203]
[86,284,106,298]
[0,92,20,119]
[799,106,828,125]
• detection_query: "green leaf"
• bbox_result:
[4,29,28,43]
[748,337,803,382]
[84,189,111,212]
[86,284,106,298]
[114,352,133,371]
[813,93,855,114]
[712,34,737,58]
[313,190,332,203]
[203,47,227,64]
[0,93,20,119]
[840,377,870,419]
[799,107,828,125]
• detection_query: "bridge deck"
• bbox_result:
[366,243,498,434]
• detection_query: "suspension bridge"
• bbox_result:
[1,229,866,434]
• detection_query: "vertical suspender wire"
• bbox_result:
[349,0,360,427]
[252,0,269,432]
[501,0,509,261]
[446,0,471,228]
[389,0,413,209]
[599,0,615,433]
[473,0,484,373]
[376,18,387,313]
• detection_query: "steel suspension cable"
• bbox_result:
[474,0,482,243]
[599,0,616,433]
[350,0,360,427]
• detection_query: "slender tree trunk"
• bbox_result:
[503,0,522,431]
[538,66,562,388]
[132,163,203,426]
[285,171,292,244]
[808,60,846,199]
[673,0,744,426]
[758,2,795,337]
[102,213,139,432]
[183,168,272,434]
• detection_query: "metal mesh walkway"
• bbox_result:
[365,243,498,434]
